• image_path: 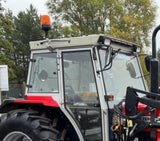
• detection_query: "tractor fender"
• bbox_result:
[14,96,60,107]
[0,96,59,113]
[0,97,84,141]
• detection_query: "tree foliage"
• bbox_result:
[0,3,43,84]
[0,1,15,80]
[46,0,156,46]
[109,0,156,47]
[12,5,43,83]
[47,0,112,36]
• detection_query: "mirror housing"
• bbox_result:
[126,62,136,78]
[145,56,152,72]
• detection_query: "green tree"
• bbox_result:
[0,1,15,81]
[46,0,156,46]
[12,4,43,83]
[49,18,62,38]
[47,0,112,37]
[109,0,156,47]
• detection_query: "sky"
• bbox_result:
[2,0,160,50]
[2,0,48,16]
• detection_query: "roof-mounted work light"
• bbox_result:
[41,15,51,38]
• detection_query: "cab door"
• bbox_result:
[62,49,102,141]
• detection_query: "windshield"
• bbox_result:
[99,49,146,108]
[28,52,59,93]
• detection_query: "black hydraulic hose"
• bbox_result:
[114,104,149,120]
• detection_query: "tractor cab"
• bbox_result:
[24,34,146,141]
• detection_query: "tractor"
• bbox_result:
[0,15,160,141]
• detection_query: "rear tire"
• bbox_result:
[0,109,61,141]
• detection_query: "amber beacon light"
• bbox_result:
[41,15,51,38]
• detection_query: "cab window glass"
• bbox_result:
[63,51,98,105]
[28,53,58,93]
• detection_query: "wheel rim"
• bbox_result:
[3,131,32,141]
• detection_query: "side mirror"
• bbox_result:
[104,46,112,66]
[126,62,136,78]
[145,56,152,72]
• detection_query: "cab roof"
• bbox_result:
[30,34,140,52]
